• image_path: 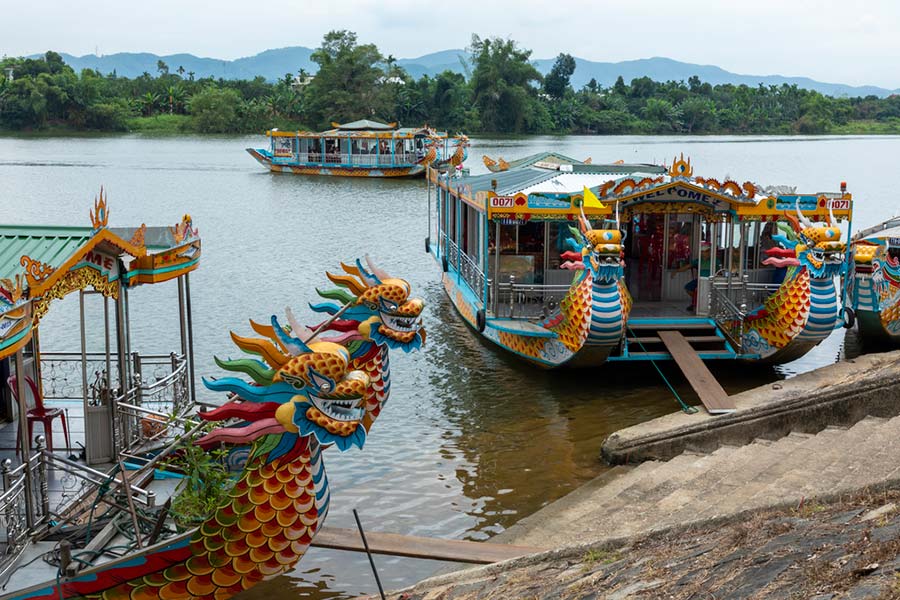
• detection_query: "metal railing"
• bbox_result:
[291,152,421,167]
[493,280,571,320]
[708,277,781,353]
[443,236,487,299]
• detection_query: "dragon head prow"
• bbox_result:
[770,200,845,278]
[201,313,375,457]
[562,205,624,283]
[314,255,426,351]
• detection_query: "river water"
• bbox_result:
[1,134,899,598]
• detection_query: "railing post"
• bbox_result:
[508,274,516,319]
[1,459,10,493]
[34,436,49,521]
[132,351,142,407]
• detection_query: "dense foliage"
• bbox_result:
[2,36,900,135]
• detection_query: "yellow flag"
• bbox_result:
[583,186,606,209]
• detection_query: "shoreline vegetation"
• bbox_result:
[2,31,900,137]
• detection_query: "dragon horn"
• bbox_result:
[795,199,813,229]
[578,204,591,233]
[615,200,620,230]
[365,254,391,282]
[270,314,312,356]
[828,201,836,226]
[285,306,314,342]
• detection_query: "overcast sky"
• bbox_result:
[6,0,900,89]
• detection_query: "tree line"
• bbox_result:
[2,32,900,135]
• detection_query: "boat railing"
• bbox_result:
[0,446,47,582]
[40,351,189,415]
[492,280,572,320]
[709,282,747,352]
[293,152,421,167]
[712,277,782,312]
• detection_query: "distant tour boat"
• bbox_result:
[247,119,468,177]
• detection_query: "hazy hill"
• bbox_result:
[39,47,900,98]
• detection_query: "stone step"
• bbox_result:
[610,435,813,536]
[743,417,894,508]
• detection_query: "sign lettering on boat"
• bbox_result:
[490,196,516,208]
[827,198,851,211]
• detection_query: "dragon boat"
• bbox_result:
[247,119,468,177]
[428,153,852,368]
[0,199,425,598]
[847,217,900,347]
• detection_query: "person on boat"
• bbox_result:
[759,222,787,284]
[671,241,712,311]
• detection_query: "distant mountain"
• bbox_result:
[39,48,900,98]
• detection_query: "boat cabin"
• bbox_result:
[263,119,453,170]
[428,153,852,365]
[0,191,203,584]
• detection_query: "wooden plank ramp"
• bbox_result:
[657,330,736,415]
[312,526,543,564]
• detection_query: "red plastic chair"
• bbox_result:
[7,375,70,455]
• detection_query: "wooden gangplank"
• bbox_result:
[312,526,543,564]
[658,330,736,414]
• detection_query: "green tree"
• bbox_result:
[543,53,575,100]
[188,86,241,132]
[303,30,389,127]
[468,35,543,133]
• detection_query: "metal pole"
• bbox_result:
[80,290,89,420]
[662,212,670,298]
[177,276,187,360]
[104,295,111,398]
[14,350,35,529]
[353,508,386,600]
[184,273,197,406]
[426,168,432,252]
[493,221,501,316]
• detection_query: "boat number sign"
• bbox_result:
[490,196,517,208]
[826,198,851,211]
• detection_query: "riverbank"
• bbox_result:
[376,350,900,598]
[375,487,900,599]
[3,120,900,136]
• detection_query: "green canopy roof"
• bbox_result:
[0,225,94,283]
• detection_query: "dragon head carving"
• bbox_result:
[202,315,376,455]
[560,206,624,283]
[312,256,426,352]
[764,202,845,279]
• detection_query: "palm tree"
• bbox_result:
[166,85,185,114]
[139,92,160,116]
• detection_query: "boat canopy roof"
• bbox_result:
[854,218,900,242]
[431,153,853,223]
[268,120,450,139]
[0,191,202,360]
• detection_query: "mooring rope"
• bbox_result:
[626,327,698,414]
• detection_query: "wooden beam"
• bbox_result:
[658,330,736,414]
[312,526,543,564]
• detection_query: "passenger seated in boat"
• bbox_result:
[759,223,786,284]
[671,241,712,311]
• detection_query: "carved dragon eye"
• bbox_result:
[308,368,335,394]
[378,296,399,314]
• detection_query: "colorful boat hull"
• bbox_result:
[247,148,426,177]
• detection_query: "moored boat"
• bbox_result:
[0,193,424,599]
[847,217,900,346]
[428,153,852,368]
[247,119,468,177]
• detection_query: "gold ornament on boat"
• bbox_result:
[129,224,147,248]
[34,266,118,320]
[20,255,55,288]
[170,214,197,244]
[668,153,693,178]
[90,187,110,230]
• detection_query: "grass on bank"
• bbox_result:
[126,114,193,133]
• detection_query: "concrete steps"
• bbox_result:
[506,416,900,549]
